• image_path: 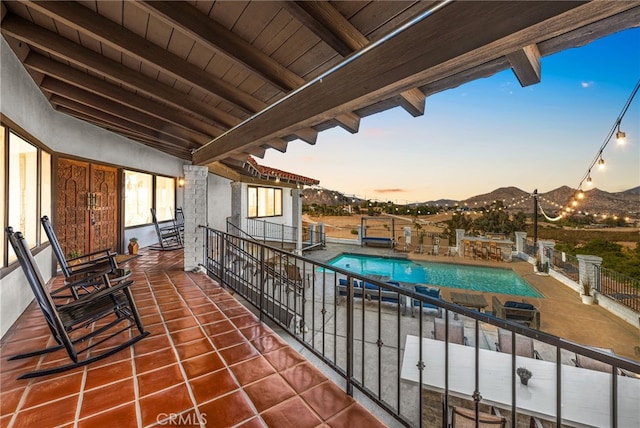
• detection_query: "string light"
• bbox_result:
[553,79,639,219]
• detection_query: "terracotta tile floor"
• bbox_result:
[0,250,386,428]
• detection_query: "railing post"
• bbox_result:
[218,231,225,280]
[346,275,354,396]
[259,245,265,323]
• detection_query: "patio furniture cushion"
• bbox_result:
[504,301,535,310]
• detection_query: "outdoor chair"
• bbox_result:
[492,296,540,330]
[41,215,125,299]
[450,406,506,428]
[411,285,443,316]
[432,317,469,346]
[5,227,149,379]
[150,207,183,250]
[572,347,627,375]
[495,328,542,359]
[175,206,185,238]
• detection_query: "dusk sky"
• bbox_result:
[262,27,640,204]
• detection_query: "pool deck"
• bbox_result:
[305,243,640,361]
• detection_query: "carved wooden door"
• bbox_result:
[89,164,118,252]
[56,158,118,257]
[56,158,90,257]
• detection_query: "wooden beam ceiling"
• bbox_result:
[1,1,637,167]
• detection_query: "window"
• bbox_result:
[248,186,282,218]
[8,132,38,249]
[40,151,51,243]
[2,124,51,267]
[156,176,176,221]
[0,126,4,266]
[124,171,176,227]
[124,171,152,227]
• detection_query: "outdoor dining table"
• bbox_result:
[400,335,640,428]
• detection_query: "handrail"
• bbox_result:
[200,226,640,428]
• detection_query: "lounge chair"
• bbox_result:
[432,317,469,346]
[411,285,443,316]
[41,215,126,299]
[495,328,542,359]
[5,227,149,379]
[572,347,628,375]
[492,296,540,330]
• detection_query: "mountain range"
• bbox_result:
[302,186,640,216]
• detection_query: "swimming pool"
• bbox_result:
[327,254,542,297]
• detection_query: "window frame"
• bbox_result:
[1,120,51,271]
[247,186,283,219]
[123,169,177,228]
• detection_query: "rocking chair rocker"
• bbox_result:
[5,227,149,379]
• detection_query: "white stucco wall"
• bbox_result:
[207,174,233,231]
[1,38,187,338]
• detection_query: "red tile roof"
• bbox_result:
[247,156,319,186]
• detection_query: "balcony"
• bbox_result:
[0,249,385,427]
[2,231,639,427]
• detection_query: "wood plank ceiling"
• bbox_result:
[2,1,639,170]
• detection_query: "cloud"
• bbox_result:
[374,188,406,194]
[581,81,594,88]
[364,128,387,138]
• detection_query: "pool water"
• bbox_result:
[327,254,542,297]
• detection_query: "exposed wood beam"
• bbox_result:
[506,44,541,87]
[333,112,360,134]
[57,106,192,159]
[225,153,250,163]
[0,14,241,129]
[282,1,358,57]
[40,77,207,147]
[137,1,304,93]
[50,95,196,149]
[246,146,266,159]
[193,1,599,164]
[292,128,318,145]
[24,53,222,139]
[396,88,426,117]
[262,138,289,153]
[285,1,424,118]
[21,0,265,114]
[207,162,243,182]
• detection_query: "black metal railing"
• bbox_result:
[598,265,640,312]
[549,251,580,282]
[246,218,297,247]
[201,227,640,428]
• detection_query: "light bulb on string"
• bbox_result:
[577,190,585,199]
[616,122,626,145]
[597,155,605,170]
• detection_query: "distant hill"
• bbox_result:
[303,185,639,216]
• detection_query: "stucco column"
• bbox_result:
[455,229,466,255]
[292,188,303,254]
[577,254,603,292]
[229,181,242,235]
[183,165,208,272]
[514,231,527,254]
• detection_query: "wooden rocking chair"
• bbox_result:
[150,208,183,250]
[41,216,128,299]
[5,227,149,379]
